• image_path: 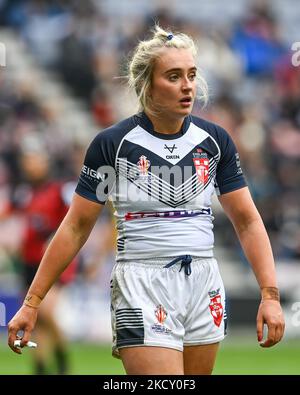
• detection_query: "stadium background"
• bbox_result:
[0,0,299,374]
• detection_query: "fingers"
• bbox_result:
[256,313,264,342]
[20,329,31,348]
[275,320,285,344]
[259,322,275,347]
[257,301,285,348]
[259,321,284,348]
[7,323,22,355]
[7,306,38,354]
[8,320,33,354]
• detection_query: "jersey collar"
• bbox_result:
[136,111,191,140]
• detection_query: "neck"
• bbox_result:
[30,178,48,188]
[145,111,185,134]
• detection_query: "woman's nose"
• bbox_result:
[181,77,192,91]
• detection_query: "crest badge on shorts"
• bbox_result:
[151,304,172,335]
[193,151,209,184]
[208,289,223,327]
[155,304,167,324]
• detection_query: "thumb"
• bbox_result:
[257,312,264,342]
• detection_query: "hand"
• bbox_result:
[7,305,38,354]
[256,299,285,348]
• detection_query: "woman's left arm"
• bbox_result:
[218,186,285,347]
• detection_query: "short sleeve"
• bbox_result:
[215,127,247,195]
[75,133,116,204]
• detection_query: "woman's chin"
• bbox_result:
[176,107,193,117]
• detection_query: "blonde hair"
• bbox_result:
[128,25,208,115]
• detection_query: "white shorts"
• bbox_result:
[110,256,227,358]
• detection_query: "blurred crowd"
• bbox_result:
[0,0,299,292]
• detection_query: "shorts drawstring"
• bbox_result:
[163,255,192,276]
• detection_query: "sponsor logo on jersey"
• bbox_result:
[164,144,177,154]
[81,165,104,181]
[166,155,180,159]
[208,289,223,327]
[151,304,172,335]
[235,153,243,175]
[125,209,212,221]
[193,151,209,184]
[164,144,180,160]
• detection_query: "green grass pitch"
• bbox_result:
[0,337,299,375]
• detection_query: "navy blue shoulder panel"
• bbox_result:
[191,115,247,194]
[75,115,137,204]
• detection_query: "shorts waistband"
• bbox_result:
[117,256,214,267]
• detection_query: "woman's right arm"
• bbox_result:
[8,193,104,353]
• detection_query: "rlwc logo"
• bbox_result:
[135,155,151,184]
[137,155,150,175]
[155,304,167,324]
[151,304,172,335]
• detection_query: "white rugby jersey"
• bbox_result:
[76,112,246,260]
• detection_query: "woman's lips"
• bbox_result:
[179,98,193,107]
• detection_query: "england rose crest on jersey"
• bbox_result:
[193,151,209,184]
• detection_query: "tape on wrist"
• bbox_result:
[23,294,43,309]
[261,287,280,301]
